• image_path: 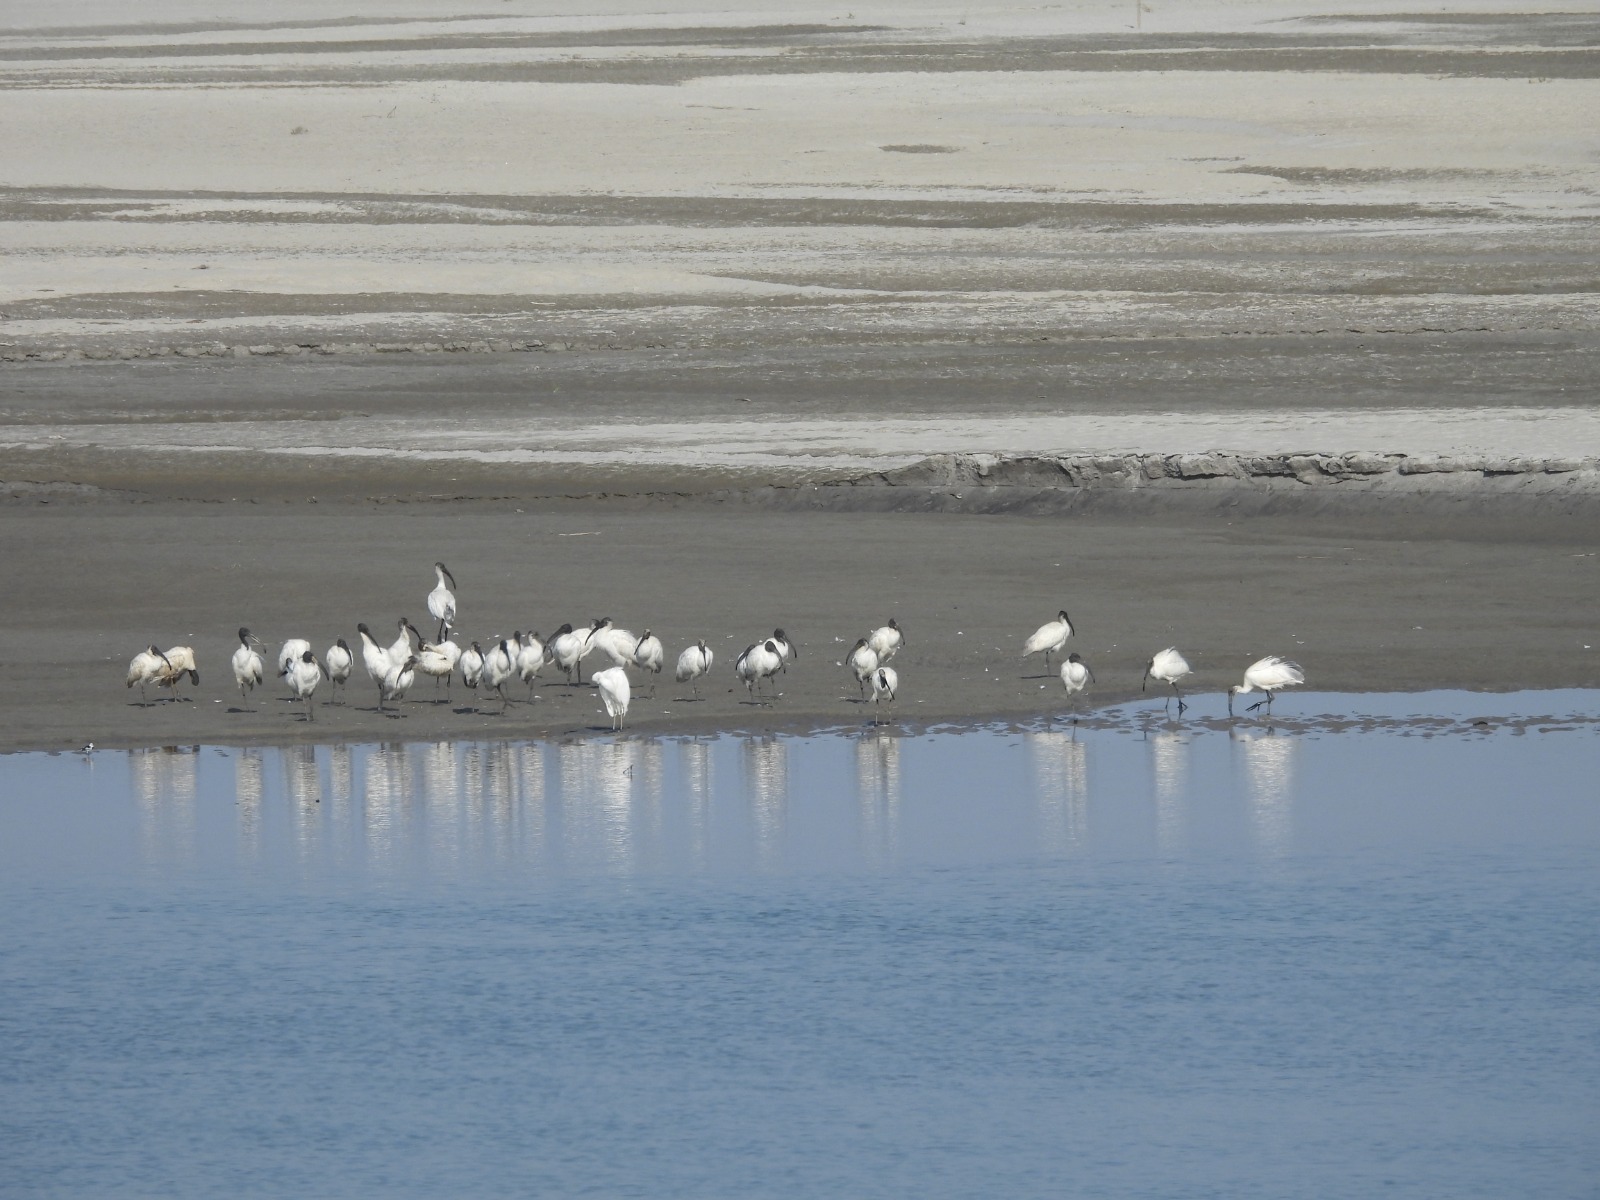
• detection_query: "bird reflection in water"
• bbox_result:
[132,746,198,868]
[1148,728,1190,856]
[281,744,322,862]
[235,747,265,860]
[743,736,788,870]
[1232,725,1298,858]
[1027,729,1087,853]
[855,730,901,868]
[556,740,641,874]
[362,742,411,872]
[680,739,714,870]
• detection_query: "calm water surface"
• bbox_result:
[3,692,1598,1199]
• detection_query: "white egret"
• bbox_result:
[356,623,392,709]
[870,665,899,725]
[867,619,903,663]
[846,637,880,699]
[515,631,546,699]
[125,645,172,703]
[231,628,265,708]
[1142,647,1192,713]
[593,665,631,731]
[735,639,783,702]
[632,631,665,696]
[674,639,713,698]
[1228,656,1306,716]
[427,562,457,642]
[380,653,419,714]
[325,638,353,703]
[283,649,326,722]
[1022,611,1074,671]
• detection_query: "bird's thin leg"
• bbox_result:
[1174,683,1186,714]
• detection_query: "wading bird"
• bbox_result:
[325,638,353,703]
[1022,611,1074,671]
[515,631,545,699]
[231,628,265,708]
[387,617,416,669]
[458,641,486,703]
[846,637,880,699]
[482,638,517,711]
[587,618,640,669]
[1228,656,1305,716]
[277,638,310,677]
[870,665,898,725]
[1142,647,1192,713]
[126,645,173,703]
[381,653,419,714]
[356,623,392,708]
[157,646,200,700]
[769,629,798,672]
[414,636,460,700]
[283,649,326,722]
[544,623,593,685]
[1060,652,1094,715]
[867,619,903,663]
[675,639,713,698]
[632,631,664,696]
[593,665,631,731]
[428,562,457,642]
[735,639,784,703]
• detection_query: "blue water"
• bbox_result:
[3,692,1598,1198]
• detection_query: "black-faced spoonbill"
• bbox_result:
[1228,656,1305,716]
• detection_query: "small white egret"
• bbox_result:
[126,645,173,703]
[1022,610,1074,671]
[515,631,546,699]
[674,639,714,698]
[1142,647,1193,713]
[428,562,457,642]
[846,637,880,699]
[632,630,664,696]
[867,619,903,663]
[231,628,265,708]
[593,665,631,731]
[325,638,353,703]
[380,653,419,714]
[1228,656,1306,716]
[735,639,783,703]
[870,665,899,725]
[283,649,326,722]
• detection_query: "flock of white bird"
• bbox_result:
[125,562,1306,730]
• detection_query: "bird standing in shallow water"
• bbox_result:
[674,640,713,698]
[1022,611,1074,671]
[1143,647,1192,713]
[231,628,265,709]
[1228,656,1305,716]
[593,666,631,731]
[427,563,457,643]
[1059,652,1094,718]
[870,665,898,725]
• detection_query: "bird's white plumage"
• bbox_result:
[427,563,457,639]
[545,623,594,684]
[847,638,880,697]
[381,654,418,708]
[1228,655,1306,715]
[593,665,631,730]
[735,640,783,699]
[866,620,903,663]
[459,642,485,691]
[482,639,516,707]
[126,645,171,701]
[277,638,310,676]
[1059,653,1094,696]
[231,629,264,704]
[587,620,640,668]
[675,640,713,694]
[870,665,898,723]
[283,650,324,720]
[1022,611,1074,665]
